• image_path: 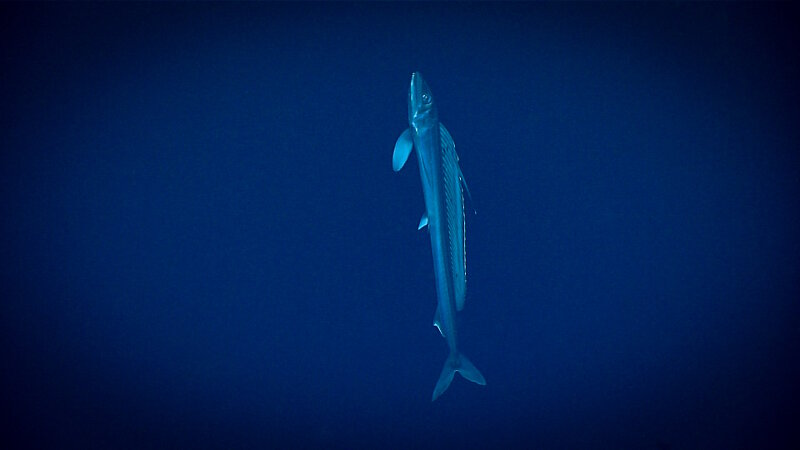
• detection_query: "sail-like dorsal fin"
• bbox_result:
[439,125,475,213]
[439,123,468,311]
[459,167,476,215]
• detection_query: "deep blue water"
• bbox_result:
[1,3,798,449]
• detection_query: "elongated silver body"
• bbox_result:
[393,73,485,401]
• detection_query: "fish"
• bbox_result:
[393,72,486,401]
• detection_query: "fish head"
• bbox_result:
[408,72,438,130]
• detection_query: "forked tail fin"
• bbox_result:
[432,352,486,401]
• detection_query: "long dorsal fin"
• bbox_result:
[459,167,476,215]
[440,123,468,311]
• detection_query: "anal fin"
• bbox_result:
[433,305,445,338]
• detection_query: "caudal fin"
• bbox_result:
[432,353,486,401]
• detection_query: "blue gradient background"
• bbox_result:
[1,3,798,449]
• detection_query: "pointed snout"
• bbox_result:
[410,72,426,105]
[408,71,435,125]
[410,72,423,91]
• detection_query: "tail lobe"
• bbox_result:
[431,353,486,401]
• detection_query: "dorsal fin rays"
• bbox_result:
[439,125,476,214]
[439,123,468,311]
[459,167,476,215]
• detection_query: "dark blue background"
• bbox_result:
[2,3,798,449]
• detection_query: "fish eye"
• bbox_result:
[422,93,431,104]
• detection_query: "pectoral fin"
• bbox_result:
[393,128,414,172]
[418,212,428,230]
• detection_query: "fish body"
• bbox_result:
[393,72,485,401]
